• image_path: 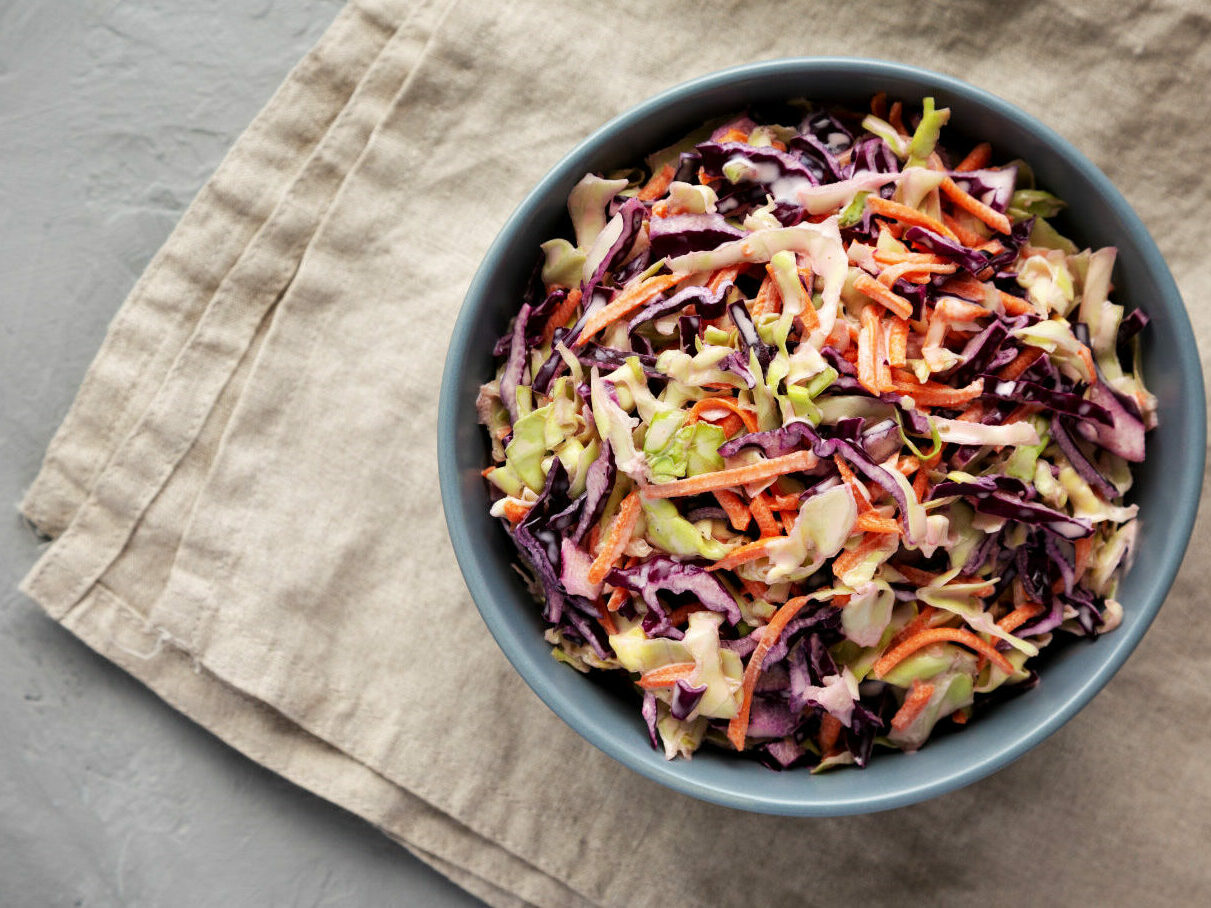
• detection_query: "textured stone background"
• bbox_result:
[0,3,479,904]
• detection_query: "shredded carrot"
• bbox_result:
[872,627,1015,678]
[996,346,1044,381]
[892,376,985,407]
[897,455,921,475]
[935,296,992,323]
[955,142,992,172]
[767,490,802,511]
[541,286,583,343]
[956,400,986,422]
[951,708,970,725]
[854,272,914,320]
[940,272,991,301]
[750,273,781,316]
[886,605,939,651]
[740,577,770,600]
[818,713,843,754]
[870,92,888,119]
[998,289,1034,316]
[1073,536,1094,583]
[834,455,872,513]
[867,195,960,241]
[855,512,901,535]
[707,265,743,294]
[750,492,781,538]
[887,316,909,367]
[668,603,709,627]
[832,534,886,579]
[713,489,753,532]
[708,537,780,572]
[873,249,951,267]
[913,449,941,501]
[996,600,1044,634]
[636,163,675,202]
[595,598,618,635]
[727,596,812,751]
[942,211,989,248]
[1077,343,1098,384]
[877,260,957,289]
[779,510,796,534]
[718,126,750,144]
[795,266,820,332]
[587,492,641,584]
[856,305,881,395]
[888,100,906,136]
[500,499,532,525]
[651,200,669,218]
[891,680,936,731]
[605,586,629,613]
[642,450,819,499]
[637,662,697,689]
[575,272,683,346]
[940,176,1012,235]
[686,397,759,433]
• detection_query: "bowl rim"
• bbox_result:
[438,56,1206,815]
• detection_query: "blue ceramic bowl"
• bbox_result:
[438,59,1204,815]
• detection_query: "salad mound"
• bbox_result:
[477,95,1155,770]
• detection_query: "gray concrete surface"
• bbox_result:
[1,3,482,905]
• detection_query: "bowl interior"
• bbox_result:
[439,59,1205,815]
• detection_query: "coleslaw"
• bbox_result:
[476,94,1155,770]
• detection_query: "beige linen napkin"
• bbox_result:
[21,0,1211,905]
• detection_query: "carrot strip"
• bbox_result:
[750,493,781,538]
[708,537,779,572]
[740,578,770,600]
[870,92,888,119]
[955,142,992,172]
[642,450,819,499]
[886,605,939,652]
[877,260,957,288]
[637,662,697,689]
[713,489,753,532]
[940,176,1012,235]
[951,709,969,725]
[888,101,906,136]
[935,296,992,323]
[575,272,683,346]
[867,195,960,241]
[872,627,1015,678]
[892,375,984,407]
[727,596,812,751]
[796,267,820,331]
[595,598,618,635]
[818,713,843,754]
[996,346,1044,381]
[500,499,532,525]
[834,455,872,513]
[856,305,880,395]
[832,534,885,579]
[887,317,909,367]
[873,249,951,267]
[718,126,750,143]
[855,512,901,535]
[854,272,914,320]
[939,272,991,301]
[891,680,937,731]
[668,603,709,627]
[636,163,675,202]
[707,265,744,294]
[996,600,1044,634]
[1073,536,1094,584]
[779,510,796,534]
[587,492,641,584]
[605,586,629,613]
[750,273,780,316]
[687,397,759,433]
[942,211,989,248]
[998,289,1034,316]
[541,286,583,343]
